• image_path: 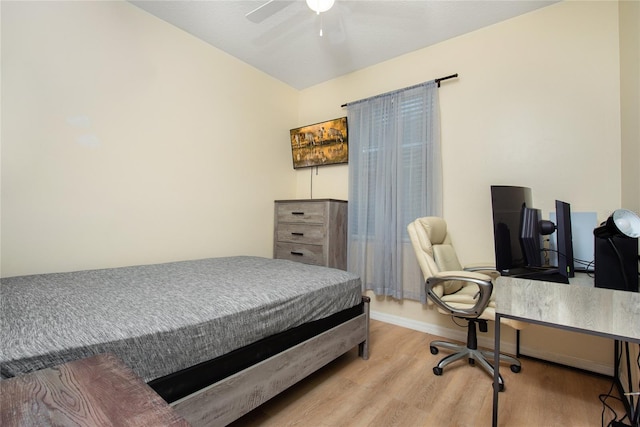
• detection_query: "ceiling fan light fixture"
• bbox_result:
[306,0,335,14]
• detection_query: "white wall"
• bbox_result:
[296,1,629,373]
[1,1,299,277]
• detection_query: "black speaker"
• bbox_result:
[594,236,639,292]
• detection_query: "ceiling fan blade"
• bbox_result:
[246,0,295,23]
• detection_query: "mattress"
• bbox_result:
[0,256,362,382]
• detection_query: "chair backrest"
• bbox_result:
[407,217,464,295]
[408,217,524,328]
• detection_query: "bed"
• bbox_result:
[0,256,370,426]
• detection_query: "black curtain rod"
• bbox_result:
[340,73,458,108]
[435,73,458,87]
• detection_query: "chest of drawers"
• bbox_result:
[274,199,347,270]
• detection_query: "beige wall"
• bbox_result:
[619,0,640,213]
[296,1,630,373]
[1,1,299,276]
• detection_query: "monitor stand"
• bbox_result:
[502,266,569,284]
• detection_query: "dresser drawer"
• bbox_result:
[276,223,325,245]
[274,242,324,266]
[276,202,326,224]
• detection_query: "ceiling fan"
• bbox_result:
[246,0,335,24]
[245,1,426,44]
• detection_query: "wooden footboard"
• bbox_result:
[172,297,370,426]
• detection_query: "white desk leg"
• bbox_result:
[492,314,501,427]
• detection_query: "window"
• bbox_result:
[347,81,442,301]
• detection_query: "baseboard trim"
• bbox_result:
[370,310,613,376]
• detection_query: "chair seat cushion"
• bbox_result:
[439,284,495,321]
[438,293,526,329]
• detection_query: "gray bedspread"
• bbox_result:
[0,256,362,382]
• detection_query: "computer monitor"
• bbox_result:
[549,211,596,272]
[554,200,575,278]
[491,185,574,284]
[519,200,575,279]
[519,206,544,268]
[490,185,533,273]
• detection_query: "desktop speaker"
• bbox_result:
[594,236,639,292]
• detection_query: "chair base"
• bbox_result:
[429,319,521,391]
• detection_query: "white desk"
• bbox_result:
[492,275,640,427]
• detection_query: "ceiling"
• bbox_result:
[129,0,557,90]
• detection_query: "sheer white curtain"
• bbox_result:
[347,81,442,303]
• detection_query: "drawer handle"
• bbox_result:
[291,232,304,236]
[291,211,305,215]
[290,251,304,256]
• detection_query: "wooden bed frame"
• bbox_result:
[171,296,370,426]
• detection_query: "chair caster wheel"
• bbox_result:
[430,346,439,355]
[433,367,443,376]
[469,358,475,365]
[510,364,521,373]
[499,383,505,392]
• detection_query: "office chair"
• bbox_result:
[407,217,521,390]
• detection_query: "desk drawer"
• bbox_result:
[274,242,324,266]
[276,202,326,224]
[276,224,325,245]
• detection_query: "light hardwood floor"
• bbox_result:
[230,320,627,427]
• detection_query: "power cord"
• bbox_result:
[602,343,640,427]
[451,316,466,329]
[541,247,595,274]
[601,344,627,426]
[633,346,640,426]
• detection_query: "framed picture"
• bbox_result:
[289,117,348,169]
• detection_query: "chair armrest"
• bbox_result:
[463,263,500,280]
[426,271,493,319]
[463,262,496,271]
